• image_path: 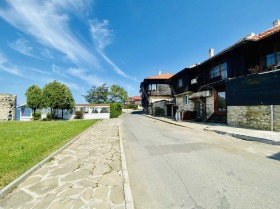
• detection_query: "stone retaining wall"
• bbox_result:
[0,94,16,121]
[227,105,280,131]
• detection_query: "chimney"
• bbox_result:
[273,19,280,27]
[158,70,162,75]
[209,48,214,58]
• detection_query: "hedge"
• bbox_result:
[110,103,122,118]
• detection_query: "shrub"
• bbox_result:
[74,110,84,119]
[46,112,54,120]
[124,104,138,110]
[110,103,122,118]
[32,112,41,120]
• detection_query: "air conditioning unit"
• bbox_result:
[191,78,197,84]
[203,90,211,97]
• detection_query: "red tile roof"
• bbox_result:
[146,73,174,79]
[75,104,110,107]
[250,25,280,40]
[130,96,141,101]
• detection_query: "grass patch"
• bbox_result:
[0,120,98,189]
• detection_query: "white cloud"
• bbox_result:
[9,38,38,58]
[67,67,105,86]
[90,19,113,50]
[90,19,138,81]
[0,0,99,66]
[0,53,7,65]
[52,65,70,78]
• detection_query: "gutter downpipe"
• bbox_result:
[271,105,274,131]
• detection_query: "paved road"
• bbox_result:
[120,112,280,209]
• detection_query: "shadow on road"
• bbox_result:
[130,110,143,115]
[268,152,280,161]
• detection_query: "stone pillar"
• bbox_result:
[0,94,17,121]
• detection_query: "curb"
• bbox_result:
[144,114,280,147]
[0,120,101,199]
[210,130,280,146]
[143,114,193,129]
[118,119,135,209]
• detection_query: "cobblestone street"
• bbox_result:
[0,119,125,209]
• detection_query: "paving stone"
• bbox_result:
[28,177,58,195]
[49,199,76,209]
[72,198,86,208]
[49,163,79,176]
[61,169,91,182]
[76,179,98,188]
[89,202,111,209]
[0,190,33,208]
[33,193,57,209]
[81,188,94,201]
[109,160,121,172]
[94,185,109,200]
[57,187,84,199]
[92,164,111,176]
[18,175,42,188]
[58,156,77,164]
[99,172,122,186]
[110,186,124,204]
[32,167,51,176]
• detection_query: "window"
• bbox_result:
[184,95,189,105]
[210,62,228,79]
[263,47,280,68]
[178,78,183,87]
[148,84,157,91]
[264,52,275,67]
[218,92,226,111]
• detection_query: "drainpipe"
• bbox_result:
[271,105,274,131]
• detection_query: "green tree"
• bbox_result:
[83,83,109,104]
[43,80,75,119]
[58,84,75,119]
[109,84,128,103]
[25,85,45,117]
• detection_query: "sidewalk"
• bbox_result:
[0,119,132,209]
[144,115,280,146]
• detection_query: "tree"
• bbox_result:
[83,83,109,104]
[43,80,75,119]
[25,85,45,117]
[109,84,128,103]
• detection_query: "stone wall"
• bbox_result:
[175,95,194,111]
[206,94,214,118]
[152,100,167,116]
[0,94,17,121]
[227,105,280,131]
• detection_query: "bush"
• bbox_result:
[32,112,41,120]
[74,110,84,119]
[46,112,54,120]
[124,104,138,110]
[110,103,122,118]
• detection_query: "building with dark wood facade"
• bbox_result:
[140,20,280,131]
[168,19,280,131]
[140,72,174,116]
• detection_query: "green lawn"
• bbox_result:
[0,120,98,189]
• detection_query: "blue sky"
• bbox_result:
[0,0,280,104]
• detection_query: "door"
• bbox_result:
[166,105,172,116]
[194,100,206,119]
[216,91,226,115]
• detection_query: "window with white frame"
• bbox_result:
[148,84,157,91]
